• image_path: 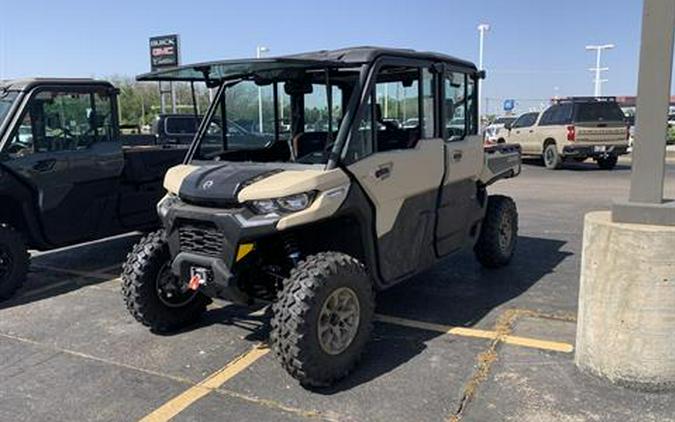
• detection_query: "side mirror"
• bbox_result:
[504,122,512,130]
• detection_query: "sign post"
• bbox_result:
[149,34,181,114]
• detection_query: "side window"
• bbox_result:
[467,77,477,134]
[421,68,435,138]
[539,106,557,126]
[345,64,433,164]
[514,113,538,128]
[344,93,374,164]
[6,89,113,158]
[444,72,466,140]
[373,65,422,151]
[554,103,573,125]
[511,115,525,129]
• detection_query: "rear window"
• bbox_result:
[165,117,198,135]
[573,103,625,123]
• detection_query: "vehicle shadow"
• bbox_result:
[0,233,142,310]
[174,235,571,393]
[521,157,631,171]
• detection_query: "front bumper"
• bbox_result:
[158,195,279,303]
[562,144,629,158]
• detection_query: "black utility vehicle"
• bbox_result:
[0,79,187,299]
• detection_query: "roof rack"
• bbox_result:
[553,96,617,103]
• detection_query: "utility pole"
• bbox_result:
[256,46,269,133]
[477,23,490,126]
[585,44,615,97]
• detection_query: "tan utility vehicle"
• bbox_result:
[121,47,522,387]
[503,97,629,169]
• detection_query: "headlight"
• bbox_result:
[250,192,315,214]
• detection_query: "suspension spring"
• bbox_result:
[282,233,301,266]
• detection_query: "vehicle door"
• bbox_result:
[507,112,535,153]
[0,86,124,245]
[516,112,540,154]
[435,69,484,256]
[345,61,445,284]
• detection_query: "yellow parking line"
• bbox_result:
[501,335,574,353]
[375,314,498,340]
[139,345,269,422]
[374,314,574,353]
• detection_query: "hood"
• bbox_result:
[176,163,286,207]
[165,161,323,208]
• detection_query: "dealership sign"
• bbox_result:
[149,34,180,71]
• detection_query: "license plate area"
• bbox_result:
[594,145,607,153]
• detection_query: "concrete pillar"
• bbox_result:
[575,211,675,391]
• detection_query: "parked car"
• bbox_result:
[506,97,629,169]
[0,79,187,299]
[484,116,517,144]
[122,46,522,388]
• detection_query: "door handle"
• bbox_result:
[529,130,534,133]
[372,163,392,180]
[452,150,463,161]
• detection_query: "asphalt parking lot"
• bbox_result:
[1,158,674,422]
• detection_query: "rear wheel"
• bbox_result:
[543,143,562,169]
[474,195,518,268]
[270,252,374,387]
[597,155,618,170]
[0,225,29,300]
[121,230,210,332]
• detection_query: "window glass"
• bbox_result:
[539,106,557,126]
[445,72,466,140]
[304,84,342,133]
[166,116,198,135]
[344,93,374,164]
[467,77,477,134]
[6,89,113,158]
[373,65,422,152]
[422,68,435,138]
[513,112,538,128]
[574,102,625,122]
[227,81,275,134]
[0,92,19,128]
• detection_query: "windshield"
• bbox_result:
[190,66,360,165]
[0,92,19,128]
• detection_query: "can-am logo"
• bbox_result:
[202,180,214,190]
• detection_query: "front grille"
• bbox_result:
[177,221,224,257]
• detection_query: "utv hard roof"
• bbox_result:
[0,78,114,92]
[136,46,478,83]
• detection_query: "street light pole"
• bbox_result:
[585,44,614,97]
[256,46,269,133]
[477,23,490,125]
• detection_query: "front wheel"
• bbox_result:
[0,225,29,300]
[596,155,618,170]
[121,230,210,332]
[474,195,518,269]
[270,252,375,387]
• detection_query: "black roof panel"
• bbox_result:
[0,78,114,92]
[137,46,477,82]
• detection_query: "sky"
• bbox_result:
[0,0,660,114]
